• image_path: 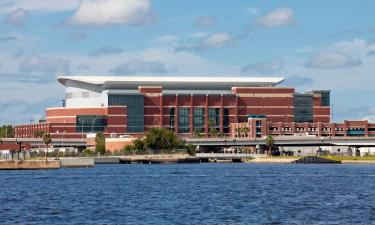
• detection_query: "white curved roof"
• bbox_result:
[58,76,284,90]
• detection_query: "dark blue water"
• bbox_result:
[1,164,375,225]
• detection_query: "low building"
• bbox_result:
[230,115,375,139]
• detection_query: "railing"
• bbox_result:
[196,153,263,158]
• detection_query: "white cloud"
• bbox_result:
[67,0,154,27]
[110,59,169,75]
[257,7,293,28]
[305,52,362,69]
[246,7,260,16]
[153,35,178,45]
[0,0,80,13]
[195,15,216,27]
[3,8,28,26]
[0,98,59,124]
[201,32,233,48]
[242,60,284,74]
[18,54,70,82]
[174,32,234,51]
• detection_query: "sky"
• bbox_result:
[0,0,375,124]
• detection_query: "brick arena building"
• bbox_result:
[15,76,331,138]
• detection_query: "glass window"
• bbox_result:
[208,108,220,127]
[108,95,144,133]
[193,108,205,132]
[294,94,313,123]
[178,107,190,133]
[76,115,107,133]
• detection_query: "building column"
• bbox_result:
[205,94,209,137]
[365,120,369,137]
[330,123,336,137]
[344,120,348,137]
[235,95,239,123]
[220,94,224,134]
[318,122,322,137]
[190,94,194,134]
[160,94,163,128]
[175,94,179,134]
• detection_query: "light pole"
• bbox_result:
[81,122,84,141]
[91,118,97,133]
[62,131,65,149]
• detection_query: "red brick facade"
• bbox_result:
[15,86,331,138]
[231,118,374,139]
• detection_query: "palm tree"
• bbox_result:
[265,135,274,156]
[43,133,52,162]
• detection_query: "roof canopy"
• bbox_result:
[58,76,284,90]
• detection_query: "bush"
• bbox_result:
[123,145,135,155]
[81,149,94,157]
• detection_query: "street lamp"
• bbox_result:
[91,118,97,133]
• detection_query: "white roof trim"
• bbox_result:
[58,75,284,89]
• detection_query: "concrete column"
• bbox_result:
[189,94,194,134]
[278,122,283,136]
[365,120,369,137]
[344,120,348,137]
[175,94,179,134]
[318,122,322,137]
[220,94,224,133]
[330,123,336,137]
[160,94,163,127]
[235,95,239,123]
[205,94,209,137]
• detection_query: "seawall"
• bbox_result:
[0,160,60,170]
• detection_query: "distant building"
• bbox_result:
[14,75,331,138]
[230,115,375,139]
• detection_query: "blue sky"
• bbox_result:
[0,0,375,124]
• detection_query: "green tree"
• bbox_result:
[95,132,106,155]
[123,145,134,155]
[34,130,45,138]
[43,133,52,161]
[133,138,145,151]
[265,135,274,156]
[143,128,182,150]
[0,125,14,138]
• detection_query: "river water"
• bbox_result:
[1,164,375,224]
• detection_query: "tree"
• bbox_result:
[143,128,182,151]
[95,132,106,155]
[133,138,145,151]
[43,133,52,162]
[34,130,45,138]
[0,125,14,138]
[265,135,274,156]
